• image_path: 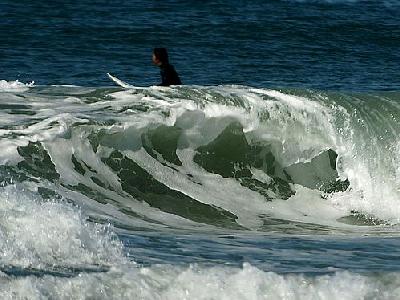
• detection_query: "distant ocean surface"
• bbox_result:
[2,0,399,90]
[1,1,400,299]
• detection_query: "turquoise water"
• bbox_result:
[1,1,400,299]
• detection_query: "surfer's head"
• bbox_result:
[153,48,169,66]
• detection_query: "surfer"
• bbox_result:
[152,48,182,86]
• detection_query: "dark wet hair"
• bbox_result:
[153,48,169,64]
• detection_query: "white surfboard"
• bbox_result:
[107,73,137,89]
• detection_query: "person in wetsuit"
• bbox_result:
[152,48,182,86]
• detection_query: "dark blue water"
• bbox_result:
[122,232,400,274]
[1,0,399,90]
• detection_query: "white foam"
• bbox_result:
[0,263,398,300]
[0,185,125,269]
[0,80,34,93]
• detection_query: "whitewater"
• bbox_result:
[0,79,400,299]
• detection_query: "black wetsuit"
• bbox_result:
[159,63,182,86]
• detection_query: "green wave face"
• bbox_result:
[1,85,400,231]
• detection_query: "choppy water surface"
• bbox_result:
[2,0,399,90]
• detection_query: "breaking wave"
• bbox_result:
[1,82,400,298]
[1,83,400,230]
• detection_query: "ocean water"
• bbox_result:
[1,0,400,299]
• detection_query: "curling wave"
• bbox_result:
[1,84,400,231]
